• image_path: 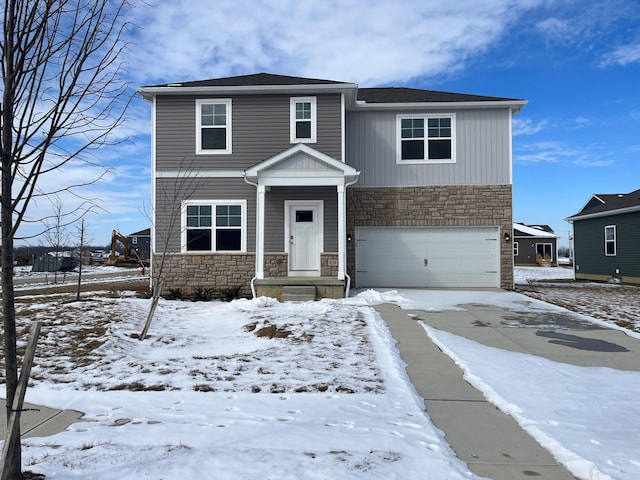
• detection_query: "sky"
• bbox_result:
[14,266,640,479]
[17,0,640,248]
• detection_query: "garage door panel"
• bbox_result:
[355,227,499,288]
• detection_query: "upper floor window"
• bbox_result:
[182,200,246,252]
[290,97,317,143]
[605,225,616,256]
[196,99,232,154]
[396,114,456,164]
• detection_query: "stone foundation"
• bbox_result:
[153,253,255,298]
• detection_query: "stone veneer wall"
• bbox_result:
[153,253,255,298]
[346,185,514,289]
[321,253,339,276]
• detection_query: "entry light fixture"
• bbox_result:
[504,231,511,242]
[346,233,352,242]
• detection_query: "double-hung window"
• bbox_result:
[290,97,317,143]
[196,99,232,154]
[183,200,246,252]
[397,114,456,163]
[604,225,616,256]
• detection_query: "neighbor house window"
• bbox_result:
[196,99,232,154]
[396,114,456,163]
[182,200,246,252]
[513,242,519,256]
[605,225,616,256]
[536,243,553,261]
[290,97,317,143]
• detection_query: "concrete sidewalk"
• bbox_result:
[0,400,83,439]
[376,301,640,480]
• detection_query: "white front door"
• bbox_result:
[286,201,323,275]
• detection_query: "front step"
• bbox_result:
[281,285,316,302]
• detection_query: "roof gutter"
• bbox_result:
[353,99,528,113]
[565,204,640,222]
[136,83,359,104]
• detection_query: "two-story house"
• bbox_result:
[566,188,640,284]
[137,73,526,300]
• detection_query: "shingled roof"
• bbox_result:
[357,87,521,103]
[143,73,350,88]
[567,188,640,220]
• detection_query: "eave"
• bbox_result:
[352,99,528,114]
[565,204,640,222]
[136,83,359,105]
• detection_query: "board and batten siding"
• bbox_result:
[264,186,338,252]
[155,93,343,171]
[154,178,256,253]
[345,108,512,186]
[574,212,640,278]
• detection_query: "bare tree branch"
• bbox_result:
[0,2,133,477]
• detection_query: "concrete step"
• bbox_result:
[281,286,316,302]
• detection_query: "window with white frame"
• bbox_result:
[513,242,519,256]
[196,99,232,154]
[183,200,246,252]
[605,225,616,256]
[397,114,456,163]
[290,97,317,143]
[536,243,553,261]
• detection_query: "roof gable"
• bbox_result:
[568,188,640,220]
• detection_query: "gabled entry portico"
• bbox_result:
[244,144,359,298]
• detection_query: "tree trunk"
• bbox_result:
[1,129,22,480]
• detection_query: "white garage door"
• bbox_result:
[355,226,500,288]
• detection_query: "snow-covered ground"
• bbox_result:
[5,267,639,479]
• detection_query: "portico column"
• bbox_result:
[255,184,266,280]
[337,184,345,280]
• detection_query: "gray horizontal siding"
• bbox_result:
[264,186,338,252]
[155,94,342,171]
[574,212,640,277]
[346,108,512,186]
[155,178,256,253]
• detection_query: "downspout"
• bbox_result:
[243,174,259,298]
[343,176,359,298]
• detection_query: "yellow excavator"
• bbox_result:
[105,230,144,267]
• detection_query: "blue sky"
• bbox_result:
[19,0,640,248]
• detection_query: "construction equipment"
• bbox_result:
[105,230,144,267]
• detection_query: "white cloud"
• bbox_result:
[514,140,613,166]
[513,117,548,135]
[599,43,640,67]
[127,0,546,86]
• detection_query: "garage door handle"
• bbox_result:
[424,259,428,267]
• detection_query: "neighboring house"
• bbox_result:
[127,228,151,261]
[137,73,526,299]
[566,188,640,285]
[513,223,559,267]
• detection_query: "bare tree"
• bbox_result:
[0,1,132,478]
[75,218,91,301]
[140,167,203,340]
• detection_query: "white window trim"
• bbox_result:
[604,225,616,256]
[290,96,317,144]
[513,241,519,256]
[536,242,554,261]
[196,98,232,155]
[181,199,247,253]
[396,113,456,164]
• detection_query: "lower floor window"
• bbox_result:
[183,201,246,252]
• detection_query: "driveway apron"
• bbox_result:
[375,300,640,480]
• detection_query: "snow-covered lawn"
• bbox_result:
[2,266,638,479]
